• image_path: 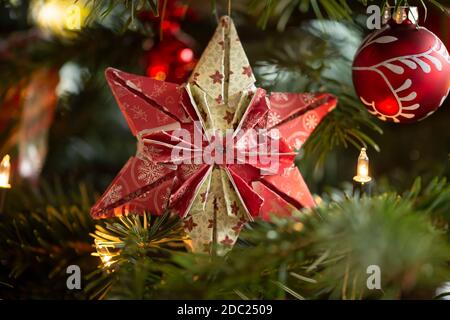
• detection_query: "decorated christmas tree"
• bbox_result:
[0,0,449,301]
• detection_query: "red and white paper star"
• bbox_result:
[91,16,337,254]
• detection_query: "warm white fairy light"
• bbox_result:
[93,239,119,268]
[38,1,61,25]
[353,148,372,184]
[31,0,89,36]
[0,155,12,189]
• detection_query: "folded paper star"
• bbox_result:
[91,16,337,254]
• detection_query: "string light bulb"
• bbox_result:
[93,239,118,268]
[30,0,90,37]
[0,155,12,189]
[353,148,372,184]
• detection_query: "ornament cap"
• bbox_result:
[383,6,419,26]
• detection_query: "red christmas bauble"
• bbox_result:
[352,20,450,123]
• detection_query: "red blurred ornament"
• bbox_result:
[352,12,450,123]
[178,48,193,63]
[161,20,180,34]
[145,34,196,83]
[147,63,169,81]
[139,0,197,83]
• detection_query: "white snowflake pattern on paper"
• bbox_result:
[137,190,151,200]
[271,93,289,102]
[267,111,281,127]
[156,112,167,124]
[129,105,148,121]
[104,184,123,206]
[152,82,168,98]
[137,159,163,184]
[303,111,319,131]
[153,186,172,212]
[302,93,316,104]
[181,164,200,179]
[115,86,128,98]
[140,145,162,160]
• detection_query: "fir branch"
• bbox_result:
[405,176,450,238]
[88,212,187,299]
[103,177,450,300]
[0,182,97,299]
[254,20,382,165]
[84,0,160,25]
[307,192,449,299]
[247,0,448,30]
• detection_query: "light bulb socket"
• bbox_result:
[352,179,373,197]
[383,6,419,25]
[0,189,7,213]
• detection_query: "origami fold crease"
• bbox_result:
[91,16,337,254]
